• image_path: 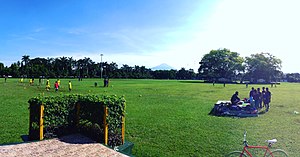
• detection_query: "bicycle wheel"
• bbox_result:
[267,149,288,157]
[225,151,247,157]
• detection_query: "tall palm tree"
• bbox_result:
[59,56,68,77]
[21,55,30,77]
[21,55,30,66]
[68,57,76,76]
[83,57,93,77]
[46,57,55,77]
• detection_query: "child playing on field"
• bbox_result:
[29,78,33,86]
[57,79,61,87]
[46,79,50,91]
[20,78,24,83]
[68,81,72,92]
[54,81,59,92]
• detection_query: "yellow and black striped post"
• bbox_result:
[103,106,108,145]
[39,104,44,140]
[121,116,125,144]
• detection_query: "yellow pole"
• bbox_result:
[104,106,108,145]
[122,116,125,144]
[39,104,44,140]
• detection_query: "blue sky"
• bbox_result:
[0,0,300,73]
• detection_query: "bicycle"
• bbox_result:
[226,131,288,157]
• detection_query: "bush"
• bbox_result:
[28,94,126,147]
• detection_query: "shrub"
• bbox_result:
[28,94,126,147]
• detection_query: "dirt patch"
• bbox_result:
[0,134,128,157]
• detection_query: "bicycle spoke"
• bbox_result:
[267,149,288,157]
[226,151,247,157]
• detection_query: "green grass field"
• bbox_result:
[0,78,299,156]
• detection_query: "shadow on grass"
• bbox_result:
[179,81,204,84]
[258,110,267,115]
[0,135,30,146]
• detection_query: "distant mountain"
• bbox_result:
[151,63,176,71]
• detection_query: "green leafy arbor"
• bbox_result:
[28,94,126,148]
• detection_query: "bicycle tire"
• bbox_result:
[225,151,247,157]
[267,149,288,157]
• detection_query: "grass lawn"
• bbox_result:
[0,78,299,156]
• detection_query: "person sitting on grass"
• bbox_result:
[230,91,240,106]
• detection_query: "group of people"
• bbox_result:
[46,79,72,92]
[231,87,272,112]
[249,87,271,112]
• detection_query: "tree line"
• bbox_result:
[0,55,195,80]
[198,48,283,83]
[0,49,298,82]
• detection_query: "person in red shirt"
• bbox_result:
[54,81,59,92]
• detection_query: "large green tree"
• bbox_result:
[176,68,195,80]
[28,57,48,77]
[0,62,4,75]
[9,63,20,77]
[198,48,244,81]
[245,52,282,83]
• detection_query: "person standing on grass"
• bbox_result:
[257,88,262,109]
[68,81,72,92]
[253,89,259,109]
[29,78,34,86]
[249,87,255,98]
[57,79,61,88]
[249,87,255,107]
[54,81,59,92]
[262,87,266,108]
[46,79,50,91]
[106,78,109,87]
[264,87,271,112]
